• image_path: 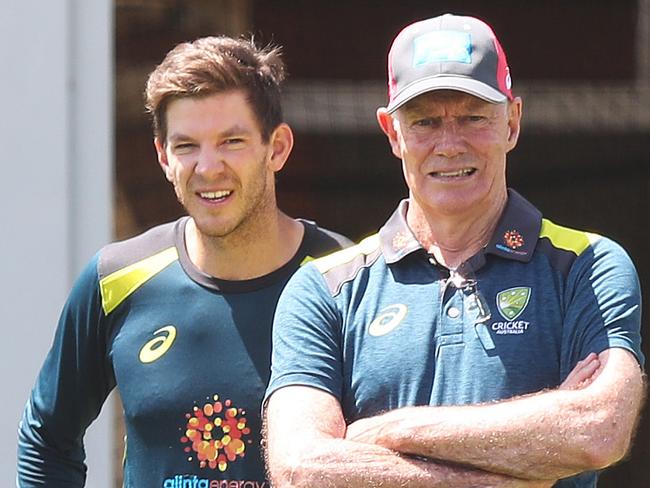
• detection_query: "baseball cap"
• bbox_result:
[386,13,513,113]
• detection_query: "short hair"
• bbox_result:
[145,36,286,142]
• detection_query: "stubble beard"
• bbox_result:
[184,158,276,246]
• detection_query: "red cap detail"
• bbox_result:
[493,37,513,100]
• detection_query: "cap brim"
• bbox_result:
[386,76,507,113]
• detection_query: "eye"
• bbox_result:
[463,115,487,124]
[408,117,443,133]
[413,118,434,127]
[172,142,196,153]
[224,138,244,144]
[222,137,247,150]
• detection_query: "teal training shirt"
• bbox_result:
[266,190,644,488]
[17,217,350,488]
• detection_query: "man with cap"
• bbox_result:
[263,13,645,487]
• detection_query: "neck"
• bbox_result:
[185,211,304,280]
[407,191,507,270]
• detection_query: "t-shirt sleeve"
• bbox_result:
[265,263,343,404]
[17,253,116,487]
[561,236,644,377]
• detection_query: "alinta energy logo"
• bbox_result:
[496,229,527,257]
[503,230,524,249]
[180,395,252,471]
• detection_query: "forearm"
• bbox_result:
[271,437,553,488]
[347,349,645,480]
[265,387,554,488]
[17,404,86,487]
[347,395,585,481]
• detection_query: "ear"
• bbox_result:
[154,137,174,182]
[377,107,402,159]
[267,123,294,172]
[505,97,523,153]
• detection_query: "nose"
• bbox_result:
[195,146,226,179]
[432,122,466,158]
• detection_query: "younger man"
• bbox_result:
[17,36,349,487]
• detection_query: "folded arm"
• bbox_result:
[264,386,555,488]
[345,348,646,480]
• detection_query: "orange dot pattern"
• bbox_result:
[179,395,251,471]
[503,230,524,249]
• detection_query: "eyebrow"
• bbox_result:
[167,124,253,144]
[219,125,253,138]
[401,105,432,118]
[403,95,496,116]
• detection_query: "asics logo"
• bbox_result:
[368,304,408,337]
[139,325,177,363]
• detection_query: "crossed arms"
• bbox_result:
[265,348,645,487]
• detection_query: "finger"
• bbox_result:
[561,354,600,390]
[575,358,600,384]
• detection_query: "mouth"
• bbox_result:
[198,190,232,202]
[429,168,476,178]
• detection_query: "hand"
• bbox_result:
[345,415,385,445]
[560,352,601,390]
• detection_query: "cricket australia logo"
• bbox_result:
[491,287,531,335]
[497,287,530,320]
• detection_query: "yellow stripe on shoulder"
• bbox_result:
[312,234,380,274]
[300,255,314,266]
[100,246,179,315]
[539,219,601,256]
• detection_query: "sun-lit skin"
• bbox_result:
[154,90,302,279]
[377,90,522,268]
[156,91,277,239]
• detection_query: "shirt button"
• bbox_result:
[447,307,460,318]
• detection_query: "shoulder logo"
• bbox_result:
[496,287,531,320]
[368,304,408,337]
[139,325,177,363]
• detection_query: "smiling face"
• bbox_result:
[155,90,292,241]
[378,90,522,221]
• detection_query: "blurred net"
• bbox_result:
[282,80,650,134]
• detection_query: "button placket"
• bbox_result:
[439,287,465,347]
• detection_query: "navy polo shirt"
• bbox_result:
[266,190,643,488]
